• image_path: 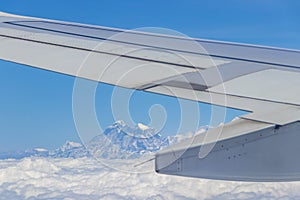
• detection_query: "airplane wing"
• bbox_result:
[1,12,300,181]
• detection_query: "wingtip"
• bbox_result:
[0,11,16,17]
[0,11,30,19]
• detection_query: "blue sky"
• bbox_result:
[0,0,299,151]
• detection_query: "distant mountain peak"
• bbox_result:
[33,148,48,152]
[111,120,126,128]
[64,141,82,148]
[137,123,149,131]
[89,121,168,159]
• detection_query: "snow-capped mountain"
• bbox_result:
[49,141,90,158]
[0,148,50,159]
[0,121,207,160]
[0,141,86,159]
[87,120,173,159]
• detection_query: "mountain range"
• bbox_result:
[0,121,207,160]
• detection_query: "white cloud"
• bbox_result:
[0,157,300,200]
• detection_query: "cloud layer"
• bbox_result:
[0,157,300,199]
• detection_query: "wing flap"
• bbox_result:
[156,119,300,181]
[208,69,300,106]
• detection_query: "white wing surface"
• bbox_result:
[1,12,300,181]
